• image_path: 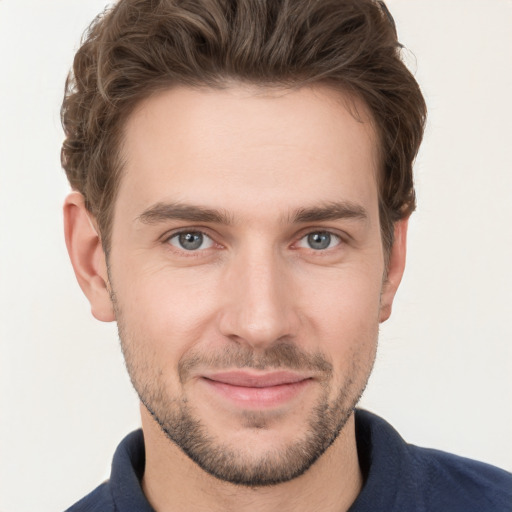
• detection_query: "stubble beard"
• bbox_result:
[113,300,375,487]
[138,373,365,487]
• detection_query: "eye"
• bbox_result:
[297,231,341,251]
[168,231,214,251]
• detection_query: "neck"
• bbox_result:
[140,405,363,512]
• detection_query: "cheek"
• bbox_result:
[112,264,222,362]
[301,263,383,330]
[299,265,382,364]
[307,277,380,401]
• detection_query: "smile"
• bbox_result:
[200,371,313,408]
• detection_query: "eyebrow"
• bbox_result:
[136,200,368,226]
[290,201,368,224]
[137,202,233,225]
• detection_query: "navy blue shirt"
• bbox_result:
[65,410,512,511]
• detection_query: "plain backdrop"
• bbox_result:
[0,1,511,511]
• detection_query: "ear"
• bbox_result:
[63,191,115,322]
[379,219,408,323]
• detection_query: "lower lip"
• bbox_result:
[201,378,312,408]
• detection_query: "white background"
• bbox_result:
[0,1,511,510]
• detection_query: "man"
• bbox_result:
[61,0,511,510]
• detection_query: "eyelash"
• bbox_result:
[163,228,345,256]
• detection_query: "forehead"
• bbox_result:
[116,84,380,223]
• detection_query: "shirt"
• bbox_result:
[65,409,512,511]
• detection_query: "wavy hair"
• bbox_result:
[61,0,426,254]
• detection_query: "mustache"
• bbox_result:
[178,342,333,383]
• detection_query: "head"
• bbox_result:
[62,0,426,487]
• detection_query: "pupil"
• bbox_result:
[179,232,203,250]
[308,232,330,250]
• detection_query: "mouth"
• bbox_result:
[199,370,313,408]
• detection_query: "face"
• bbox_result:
[101,85,400,486]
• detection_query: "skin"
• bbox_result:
[64,84,407,512]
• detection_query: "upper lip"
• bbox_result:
[202,370,311,388]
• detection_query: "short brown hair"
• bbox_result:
[61,0,426,254]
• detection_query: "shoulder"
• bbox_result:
[64,429,149,512]
[406,444,512,510]
[353,409,512,512]
[64,481,115,512]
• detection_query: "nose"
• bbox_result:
[217,245,300,349]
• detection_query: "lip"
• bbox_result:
[204,370,310,387]
[199,370,313,408]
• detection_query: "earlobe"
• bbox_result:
[379,219,408,323]
[63,191,115,322]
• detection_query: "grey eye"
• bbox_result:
[297,231,340,251]
[308,232,331,250]
[169,231,213,251]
